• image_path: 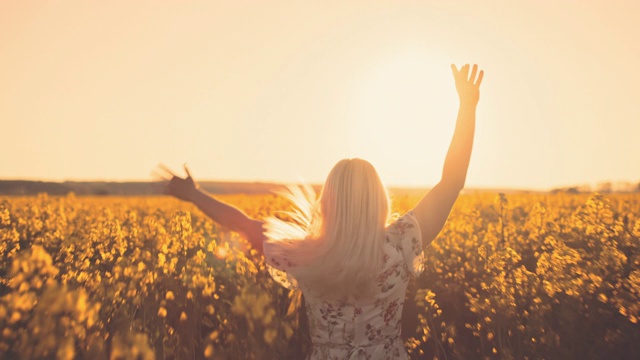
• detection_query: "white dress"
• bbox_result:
[264,212,424,360]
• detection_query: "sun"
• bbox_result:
[346,47,458,186]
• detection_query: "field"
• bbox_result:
[0,191,639,359]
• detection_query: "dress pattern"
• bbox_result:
[264,212,424,360]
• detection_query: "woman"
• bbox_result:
[159,64,483,359]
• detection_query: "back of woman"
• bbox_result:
[265,210,423,360]
[160,63,483,360]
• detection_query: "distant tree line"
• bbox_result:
[0,180,286,196]
[551,181,640,194]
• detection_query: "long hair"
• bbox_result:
[265,158,391,301]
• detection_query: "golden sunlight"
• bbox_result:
[347,48,458,183]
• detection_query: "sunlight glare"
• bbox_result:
[347,48,457,186]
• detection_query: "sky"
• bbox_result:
[1,1,639,190]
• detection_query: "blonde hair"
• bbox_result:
[265,158,391,301]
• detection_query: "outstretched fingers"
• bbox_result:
[451,63,483,85]
[183,164,193,179]
[157,163,177,179]
[460,64,469,82]
[150,169,171,182]
[469,64,478,83]
[475,70,484,86]
[451,64,459,77]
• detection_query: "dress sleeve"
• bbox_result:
[387,211,425,276]
[263,240,299,290]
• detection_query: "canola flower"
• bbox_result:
[0,192,638,359]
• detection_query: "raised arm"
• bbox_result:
[158,165,266,255]
[411,64,484,245]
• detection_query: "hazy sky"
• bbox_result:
[2,1,639,190]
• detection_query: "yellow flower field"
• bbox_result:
[0,192,639,359]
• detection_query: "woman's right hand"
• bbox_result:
[156,164,199,202]
[451,63,484,106]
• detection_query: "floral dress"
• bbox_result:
[264,212,424,360]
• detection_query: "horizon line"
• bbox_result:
[1,177,636,193]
